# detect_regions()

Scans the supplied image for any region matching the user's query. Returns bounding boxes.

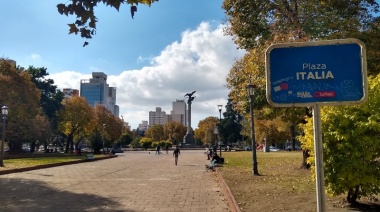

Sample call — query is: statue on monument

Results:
[184,91,196,103]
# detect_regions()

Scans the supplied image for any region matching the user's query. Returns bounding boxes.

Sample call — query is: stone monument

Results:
[183,91,196,145]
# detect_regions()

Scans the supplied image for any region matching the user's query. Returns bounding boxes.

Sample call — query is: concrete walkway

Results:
[0,150,230,212]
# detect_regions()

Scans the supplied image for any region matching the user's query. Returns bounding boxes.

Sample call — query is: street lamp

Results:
[246,83,259,176]
[102,124,106,155]
[217,105,223,157]
[0,105,9,167]
[120,115,124,134]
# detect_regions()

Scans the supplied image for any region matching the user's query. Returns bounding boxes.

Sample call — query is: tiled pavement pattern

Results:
[0,150,230,212]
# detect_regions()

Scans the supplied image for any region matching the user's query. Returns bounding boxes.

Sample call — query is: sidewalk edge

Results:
[216,168,241,212]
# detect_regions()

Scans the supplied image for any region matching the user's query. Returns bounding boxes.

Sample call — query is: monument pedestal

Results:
[183,131,195,145]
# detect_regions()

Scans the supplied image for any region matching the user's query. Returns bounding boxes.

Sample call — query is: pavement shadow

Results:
[0,178,136,212]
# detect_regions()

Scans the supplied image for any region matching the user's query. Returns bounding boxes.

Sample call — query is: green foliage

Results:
[22,66,64,122]
[298,74,380,203]
[219,99,242,144]
[89,131,103,154]
[139,137,152,150]
[57,0,159,46]
[131,136,141,148]
[145,124,165,141]
[115,133,132,147]
[222,0,379,50]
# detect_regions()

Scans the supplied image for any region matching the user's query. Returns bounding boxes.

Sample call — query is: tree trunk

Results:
[290,124,296,151]
[65,134,73,153]
[347,185,360,204]
[300,149,311,169]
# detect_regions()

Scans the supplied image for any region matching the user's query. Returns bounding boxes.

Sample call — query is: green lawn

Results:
[219,151,320,211]
[0,154,105,171]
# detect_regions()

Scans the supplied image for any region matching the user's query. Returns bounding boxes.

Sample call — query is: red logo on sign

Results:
[314,91,336,98]
[280,83,288,90]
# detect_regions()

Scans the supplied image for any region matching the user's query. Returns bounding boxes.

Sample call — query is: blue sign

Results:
[266,39,367,107]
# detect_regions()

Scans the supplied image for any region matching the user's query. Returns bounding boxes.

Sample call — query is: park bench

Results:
[86,154,94,160]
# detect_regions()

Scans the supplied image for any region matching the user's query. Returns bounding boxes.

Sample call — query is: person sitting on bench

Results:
[206,153,220,171]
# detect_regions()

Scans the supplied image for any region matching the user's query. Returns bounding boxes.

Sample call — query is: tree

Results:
[57,0,159,46]
[21,66,64,150]
[222,0,379,50]
[255,117,291,146]
[94,105,123,146]
[0,60,41,153]
[298,74,380,204]
[223,0,379,169]
[218,99,242,145]
[22,66,64,122]
[194,116,219,146]
[163,121,187,145]
[115,133,133,147]
[139,137,152,150]
[145,124,165,141]
[57,96,94,153]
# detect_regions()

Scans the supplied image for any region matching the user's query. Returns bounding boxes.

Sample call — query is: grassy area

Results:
[0,154,106,171]
[219,151,374,212]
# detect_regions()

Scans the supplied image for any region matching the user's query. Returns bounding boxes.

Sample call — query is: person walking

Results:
[173,146,180,165]
[155,145,161,155]
[77,141,83,156]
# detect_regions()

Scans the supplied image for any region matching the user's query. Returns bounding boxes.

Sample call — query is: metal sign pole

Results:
[313,103,325,212]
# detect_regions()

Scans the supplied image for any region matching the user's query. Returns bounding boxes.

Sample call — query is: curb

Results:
[0,155,117,175]
[216,168,241,212]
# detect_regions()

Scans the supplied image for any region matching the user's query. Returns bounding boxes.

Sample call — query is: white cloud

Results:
[30,53,41,60]
[50,22,246,129]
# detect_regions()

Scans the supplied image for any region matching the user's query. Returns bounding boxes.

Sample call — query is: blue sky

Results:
[0,0,245,129]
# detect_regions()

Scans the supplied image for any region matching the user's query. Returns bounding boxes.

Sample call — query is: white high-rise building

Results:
[149,107,167,127]
[170,99,187,126]
[138,121,148,131]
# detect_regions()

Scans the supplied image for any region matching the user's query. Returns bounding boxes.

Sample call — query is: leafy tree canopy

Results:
[20,66,64,123]
[145,124,165,141]
[163,121,187,145]
[57,0,159,46]
[222,0,379,50]
[219,99,242,144]
[298,73,380,203]
[194,116,219,146]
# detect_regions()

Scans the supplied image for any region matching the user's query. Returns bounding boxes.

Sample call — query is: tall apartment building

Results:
[170,99,187,126]
[149,107,168,127]
[138,121,148,131]
[80,72,119,116]
[147,100,187,128]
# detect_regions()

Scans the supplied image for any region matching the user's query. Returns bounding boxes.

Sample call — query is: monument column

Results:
[183,91,196,145]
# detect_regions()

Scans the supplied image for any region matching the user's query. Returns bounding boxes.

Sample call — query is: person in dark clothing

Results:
[155,145,161,155]
[173,146,180,165]
[77,141,83,156]
[211,152,220,164]
[165,145,169,154]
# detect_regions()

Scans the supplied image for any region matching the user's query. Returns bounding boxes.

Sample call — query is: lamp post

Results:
[246,83,259,176]
[102,124,106,155]
[217,105,223,157]
[0,105,9,167]
[121,115,124,134]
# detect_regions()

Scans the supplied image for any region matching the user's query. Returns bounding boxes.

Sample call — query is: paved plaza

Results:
[0,150,230,212]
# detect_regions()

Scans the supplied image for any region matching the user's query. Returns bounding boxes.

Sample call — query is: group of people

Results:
[155,145,170,155]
